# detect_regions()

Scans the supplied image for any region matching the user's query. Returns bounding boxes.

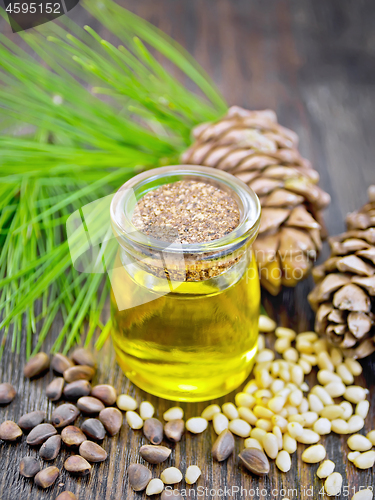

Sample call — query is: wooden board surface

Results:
[1,1,375,499]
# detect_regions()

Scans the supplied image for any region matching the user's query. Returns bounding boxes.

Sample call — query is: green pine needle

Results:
[0,0,227,358]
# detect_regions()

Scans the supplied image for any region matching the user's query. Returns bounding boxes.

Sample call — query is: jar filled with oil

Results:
[110,165,261,402]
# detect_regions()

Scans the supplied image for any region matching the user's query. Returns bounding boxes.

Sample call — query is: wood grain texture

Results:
[1,0,375,499]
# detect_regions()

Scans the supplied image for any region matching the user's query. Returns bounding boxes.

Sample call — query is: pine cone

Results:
[181,106,330,294]
[308,186,375,358]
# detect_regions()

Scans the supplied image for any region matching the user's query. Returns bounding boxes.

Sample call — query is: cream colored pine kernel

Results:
[256,349,275,363]
[347,434,372,452]
[255,389,273,401]
[279,368,291,382]
[276,387,291,398]
[253,405,274,420]
[299,359,312,374]
[296,429,320,444]
[298,331,318,342]
[311,386,334,406]
[284,404,299,417]
[228,419,251,438]
[314,338,328,354]
[317,370,342,385]
[186,417,208,434]
[317,460,335,479]
[275,450,291,472]
[161,467,183,485]
[260,370,273,389]
[288,389,303,407]
[262,433,278,459]
[353,451,375,469]
[351,489,374,500]
[250,428,267,441]
[287,422,303,439]
[243,380,258,394]
[308,394,324,413]
[283,433,297,454]
[201,404,221,421]
[288,414,305,425]
[355,400,370,419]
[348,451,361,462]
[258,315,276,333]
[301,444,326,463]
[117,394,138,411]
[222,403,239,420]
[271,362,280,378]
[185,465,201,485]
[235,393,256,409]
[270,379,285,395]
[336,364,354,385]
[298,398,309,414]
[279,408,288,418]
[366,430,375,446]
[344,357,362,376]
[283,347,299,363]
[313,418,331,435]
[275,327,296,340]
[238,407,257,426]
[301,382,309,392]
[348,415,365,433]
[244,437,263,451]
[139,401,155,420]
[301,353,317,365]
[212,413,229,435]
[275,338,291,354]
[330,348,343,367]
[273,425,283,450]
[291,365,304,386]
[126,411,143,430]
[344,386,367,404]
[301,411,319,427]
[296,340,315,354]
[258,334,266,351]
[255,419,272,432]
[324,381,346,398]
[340,401,353,420]
[331,419,349,434]
[317,351,334,372]
[146,478,164,496]
[163,407,184,421]
[254,362,271,375]
[272,415,288,432]
[324,472,343,496]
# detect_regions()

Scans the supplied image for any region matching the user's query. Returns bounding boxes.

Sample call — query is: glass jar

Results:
[110,165,261,402]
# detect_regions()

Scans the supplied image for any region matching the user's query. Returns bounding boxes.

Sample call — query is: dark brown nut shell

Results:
[51,353,73,375]
[139,445,171,464]
[99,407,123,436]
[63,365,95,383]
[64,455,92,476]
[61,426,87,447]
[161,491,184,500]
[19,457,41,478]
[0,383,16,405]
[46,377,65,401]
[18,411,45,431]
[238,448,270,476]
[24,352,50,378]
[63,380,91,400]
[34,466,59,488]
[164,419,185,442]
[56,493,77,500]
[91,384,117,406]
[0,421,23,441]
[51,404,80,428]
[81,418,106,441]
[71,348,96,368]
[212,429,235,462]
[27,423,57,446]
[143,418,164,445]
[39,435,62,461]
[79,440,107,463]
[77,396,105,414]
[128,463,152,492]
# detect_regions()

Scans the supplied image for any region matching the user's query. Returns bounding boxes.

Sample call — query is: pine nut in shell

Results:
[20,457,41,478]
[79,441,108,462]
[0,383,16,405]
[347,434,372,452]
[126,411,143,430]
[275,450,291,472]
[61,426,87,447]
[161,467,183,485]
[63,365,95,383]
[39,435,62,461]
[71,347,96,367]
[46,377,65,401]
[143,418,163,445]
[117,394,138,411]
[212,429,235,462]
[213,413,229,435]
[146,478,164,496]
[18,410,45,431]
[128,463,152,492]
[77,396,105,414]
[51,353,73,374]
[140,401,155,420]
[51,404,80,428]
[302,444,326,463]
[324,472,343,496]
[24,352,50,378]
[63,380,91,400]
[186,417,208,434]
[317,460,335,478]
[228,419,251,438]
[81,418,106,441]
[56,493,77,500]
[238,448,270,476]
[99,407,122,436]
[27,423,57,445]
[34,466,59,488]
[185,465,201,485]
[164,419,185,442]
[140,445,171,464]
[163,407,183,421]
[91,384,117,406]
[64,455,91,476]
[353,451,375,469]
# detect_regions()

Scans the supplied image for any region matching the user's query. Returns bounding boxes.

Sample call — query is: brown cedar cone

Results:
[181,106,331,295]
[308,186,375,358]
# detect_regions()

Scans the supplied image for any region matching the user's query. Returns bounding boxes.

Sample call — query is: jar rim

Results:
[110,165,261,254]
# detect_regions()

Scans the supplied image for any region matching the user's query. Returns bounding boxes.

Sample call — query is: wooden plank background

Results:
[1,0,375,499]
